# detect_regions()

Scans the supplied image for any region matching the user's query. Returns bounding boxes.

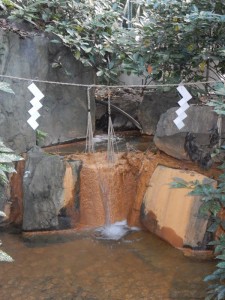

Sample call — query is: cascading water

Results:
[95,165,140,240]
[93,92,140,240]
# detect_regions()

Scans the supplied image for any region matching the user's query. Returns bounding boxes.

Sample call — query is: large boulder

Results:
[0,26,95,153]
[141,165,215,249]
[154,105,222,160]
[22,146,82,231]
[138,91,198,135]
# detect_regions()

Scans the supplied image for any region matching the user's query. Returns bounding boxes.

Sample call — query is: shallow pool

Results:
[0,230,215,300]
[44,131,154,155]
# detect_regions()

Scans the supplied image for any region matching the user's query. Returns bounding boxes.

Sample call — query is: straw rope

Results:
[0,74,222,89]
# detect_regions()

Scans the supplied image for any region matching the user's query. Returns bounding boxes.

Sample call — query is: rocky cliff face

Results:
[0,26,95,153]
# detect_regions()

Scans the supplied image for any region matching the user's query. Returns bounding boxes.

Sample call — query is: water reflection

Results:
[0,230,215,300]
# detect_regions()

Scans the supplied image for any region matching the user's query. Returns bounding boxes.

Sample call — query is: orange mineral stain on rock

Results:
[66,150,221,229]
[76,153,137,227]
[9,144,222,243]
[160,227,184,248]
[141,165,216,248]
[9,159,25,225]
[62,161,80,227]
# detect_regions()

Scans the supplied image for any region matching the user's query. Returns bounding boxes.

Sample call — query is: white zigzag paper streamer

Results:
[173,85,192,130]
[27,83,44,130]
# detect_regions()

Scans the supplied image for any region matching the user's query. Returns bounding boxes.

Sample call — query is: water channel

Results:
[0,132,217,299]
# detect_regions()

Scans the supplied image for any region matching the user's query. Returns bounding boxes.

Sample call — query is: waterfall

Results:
[96,165,139,240]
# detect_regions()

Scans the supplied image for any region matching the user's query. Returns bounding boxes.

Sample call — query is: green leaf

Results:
[204,273,222,282]
[214,268,225,275]
[0,153,23,163]
[0,163,16,174]
[214,245,225,254]
[0,210,6,217]
[0,82,14,94]
[51,62,61,68]
[208,222,219,233]
[170,177,189,188]
[74,50,81,60]
[213,83,225,96]
[216,254,225,260]
[0,169,8,183]
[205,294,216,300]
[50,39,61,44]
[36,130,48,145]
[217,262,225,268]
[218,288,225,300]
[0,146,14,153]
[96,70,104,77]
[81,46,92,53]
[220,221,225,231]
[0,250,14,262]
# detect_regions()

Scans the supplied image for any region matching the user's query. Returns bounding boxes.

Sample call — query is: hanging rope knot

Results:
[87,85,94,111]
[106,87,117,164]
[85,85,95,154]
[107,88,111,116]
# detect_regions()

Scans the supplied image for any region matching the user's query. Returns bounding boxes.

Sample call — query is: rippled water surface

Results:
[0,230,215,300]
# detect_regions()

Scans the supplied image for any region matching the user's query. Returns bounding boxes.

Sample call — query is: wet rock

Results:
[0,26,95,153]
[95,88,142,131]
[96,111,116,132]
[141,165,216,249]
[154,105,223,160]
[9,160,25,226]
[79,153,137,227]
[138,91,198,135]
[184,132,213,170]
[22,146,82,231]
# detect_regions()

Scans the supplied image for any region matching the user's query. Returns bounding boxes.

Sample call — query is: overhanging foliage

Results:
[1,0,224,89]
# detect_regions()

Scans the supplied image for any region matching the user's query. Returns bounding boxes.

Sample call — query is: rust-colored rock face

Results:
[78,153,137,227]
[65,150,220,230]
[62,161,81,228]
[9,144,221,238]
[9,160,25,225]
[141,165,216,248]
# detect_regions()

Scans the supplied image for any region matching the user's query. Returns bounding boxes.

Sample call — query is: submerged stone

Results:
[141,165,216,249]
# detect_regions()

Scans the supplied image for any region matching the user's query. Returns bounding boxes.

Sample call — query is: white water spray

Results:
[96,220,139,240]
